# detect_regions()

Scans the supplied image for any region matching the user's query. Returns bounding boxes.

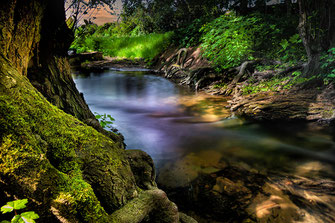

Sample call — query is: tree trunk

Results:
[0,0,178,222]
[239,0,249,15]
[285,0,292,15]
[26,0,96,123]
[298,0,335,76]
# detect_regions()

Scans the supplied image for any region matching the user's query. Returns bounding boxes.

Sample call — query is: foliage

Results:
[71,28,173,60]
[242,71,315,95]
[173,18,209,47]
[277,34,306,64]
[120,0,225,34]
[199,12,305,72]
[94,112,115,131]
[200,12,257,71]
[320,48,335,84]
[1,199,39,223]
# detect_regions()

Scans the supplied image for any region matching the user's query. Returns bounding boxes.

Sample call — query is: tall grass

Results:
[73,32,173,60]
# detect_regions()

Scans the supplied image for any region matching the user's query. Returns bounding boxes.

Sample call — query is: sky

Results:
[66,0,123,25]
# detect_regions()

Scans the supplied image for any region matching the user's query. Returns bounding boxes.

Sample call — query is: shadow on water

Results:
[73,69,335,222]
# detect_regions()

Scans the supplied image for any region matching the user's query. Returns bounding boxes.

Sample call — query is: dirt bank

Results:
[152,47,335,126]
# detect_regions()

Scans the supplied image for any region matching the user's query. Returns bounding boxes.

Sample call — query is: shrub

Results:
[173,18,209,47]
[200,12,256,71]
[199,12,305,72]
[320,48,335,84]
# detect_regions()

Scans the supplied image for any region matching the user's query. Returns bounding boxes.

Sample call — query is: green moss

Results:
[322,109,335,118]
[242,72,315,95]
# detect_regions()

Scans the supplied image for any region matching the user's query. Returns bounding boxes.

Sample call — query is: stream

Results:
[73,68,335,222]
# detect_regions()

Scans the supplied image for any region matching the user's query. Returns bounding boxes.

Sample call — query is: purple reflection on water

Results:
[73,69,335,175]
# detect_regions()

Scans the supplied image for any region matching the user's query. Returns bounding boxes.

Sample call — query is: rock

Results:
[159,162,265,223]
[212,177,251,196]
[229,87,335,125]
[126,150,157,190]
[158,151,225,189]
[246,183,302,223]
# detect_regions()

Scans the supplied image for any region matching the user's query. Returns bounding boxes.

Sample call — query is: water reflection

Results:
[73,69,335,179]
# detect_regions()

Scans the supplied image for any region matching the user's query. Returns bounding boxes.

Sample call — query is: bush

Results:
[173,18,209,47]
[200,12,256,71]
[199,12,305,72]
[320,48,335,84]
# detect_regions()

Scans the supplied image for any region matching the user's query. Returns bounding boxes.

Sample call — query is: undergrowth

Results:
[71,30,173,60]
[200,12,306,72]
[242,71,316,95]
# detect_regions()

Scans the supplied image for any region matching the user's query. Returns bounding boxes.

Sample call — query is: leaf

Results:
[10,215,21,223]
[21,211,39,222]
[21,212,39,220]
[1,205,14,214]
[107,115,115,121]
[0,221,11,223]
[12,199,28,210]
[280,39,289,50]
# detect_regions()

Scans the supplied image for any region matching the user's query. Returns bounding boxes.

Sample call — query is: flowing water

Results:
[73,68,335,179]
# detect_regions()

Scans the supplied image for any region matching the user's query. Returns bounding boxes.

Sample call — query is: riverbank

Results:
[72,49,335,127]
[152,47,335,127]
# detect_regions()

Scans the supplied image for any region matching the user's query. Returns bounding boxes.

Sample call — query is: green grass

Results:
[73,32,173,60]
[242,71,316,95]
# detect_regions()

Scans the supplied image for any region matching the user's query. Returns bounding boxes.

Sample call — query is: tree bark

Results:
[26,0,96,123]
[298,0,335,76]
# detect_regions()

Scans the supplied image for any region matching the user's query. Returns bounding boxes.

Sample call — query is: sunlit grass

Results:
[75,32,173,60]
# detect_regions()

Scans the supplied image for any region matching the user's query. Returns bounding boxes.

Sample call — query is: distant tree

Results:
[297,0,335,76]
[65,0,116,30]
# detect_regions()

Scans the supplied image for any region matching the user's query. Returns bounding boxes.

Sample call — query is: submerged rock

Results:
[158,150,335,223]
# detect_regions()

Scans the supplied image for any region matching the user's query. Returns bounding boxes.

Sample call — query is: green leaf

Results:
[1,205,14,214]
[10,215,21,223]
[0,220,11,223]
[21,212,39,220]
[21,211,39,222]
[107,115,115,121]
[12,199,28,210]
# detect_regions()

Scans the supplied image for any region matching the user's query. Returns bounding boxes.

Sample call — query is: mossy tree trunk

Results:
[0,0,178,222]
[26,0,97,123]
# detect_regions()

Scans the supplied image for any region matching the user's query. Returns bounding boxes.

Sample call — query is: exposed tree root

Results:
[110,189,179,223]
[222,61,256,95]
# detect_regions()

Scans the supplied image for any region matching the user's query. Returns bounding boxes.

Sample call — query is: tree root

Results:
[222,61,255,95]
[110,189,179,223]
[277,64,303,77]
[161,48,190,78]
